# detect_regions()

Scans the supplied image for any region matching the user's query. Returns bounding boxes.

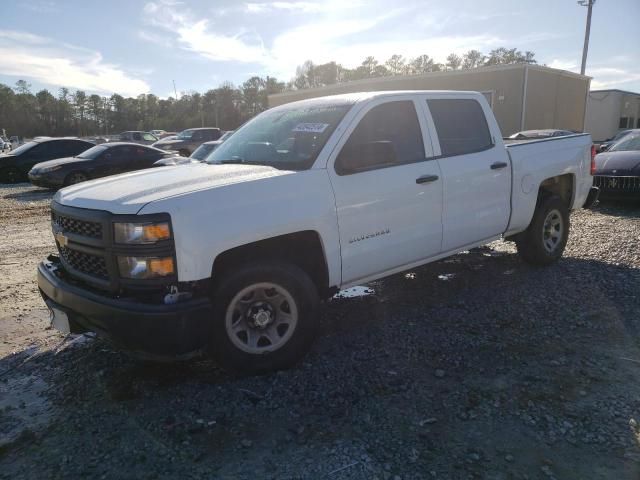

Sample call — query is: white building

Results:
[584,89,640,142]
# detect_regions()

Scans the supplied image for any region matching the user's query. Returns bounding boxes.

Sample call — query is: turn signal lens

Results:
[590,144,596,175]
[117,256,175,279]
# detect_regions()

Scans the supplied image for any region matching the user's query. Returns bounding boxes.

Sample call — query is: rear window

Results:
[427,99,493,157]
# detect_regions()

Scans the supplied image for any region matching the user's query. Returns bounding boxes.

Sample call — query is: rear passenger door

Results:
[328,97,443,285]
[424,96,511,251]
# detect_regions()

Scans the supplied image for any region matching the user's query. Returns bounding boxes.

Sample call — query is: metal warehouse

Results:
[268,64,591,137]
[584,89,640,142]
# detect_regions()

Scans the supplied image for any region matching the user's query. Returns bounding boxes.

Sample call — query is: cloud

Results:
[0,30,150,96]
[18,0,56,13]
[589,67,640,90]
[245,1,363,14]
[145,1,484,80]
[547,57,640,90]
[143,1,267,63]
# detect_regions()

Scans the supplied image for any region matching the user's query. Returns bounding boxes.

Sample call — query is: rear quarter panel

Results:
[505,134,593,235]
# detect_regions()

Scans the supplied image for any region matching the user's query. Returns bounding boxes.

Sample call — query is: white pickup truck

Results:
[38,91,598,372]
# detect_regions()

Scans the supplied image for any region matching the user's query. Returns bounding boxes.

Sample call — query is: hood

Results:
[31,157,80,171]
[594,151,640,175]
[54,163,292,214]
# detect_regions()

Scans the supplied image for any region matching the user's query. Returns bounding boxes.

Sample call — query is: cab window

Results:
[335,101,425,175]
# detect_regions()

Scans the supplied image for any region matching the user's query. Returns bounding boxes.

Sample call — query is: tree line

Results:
[290,47,536,89]
[0,77,286,139]
[0,47,535,138]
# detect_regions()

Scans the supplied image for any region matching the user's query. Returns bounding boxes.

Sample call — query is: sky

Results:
[1,0,638,98]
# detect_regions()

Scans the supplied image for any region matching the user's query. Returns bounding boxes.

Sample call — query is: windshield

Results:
[191,143,217,161]
[8,141,37,155]
[207,103,352,170]
[610,135,640,152]
[177,130,194,140]
[77,145,108,159]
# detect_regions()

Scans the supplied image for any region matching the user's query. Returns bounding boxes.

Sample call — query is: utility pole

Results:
[578,0,595,75]
[172,80,178,100]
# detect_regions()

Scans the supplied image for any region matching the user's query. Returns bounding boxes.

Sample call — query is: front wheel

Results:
[516,195,569,265]
[210,262,319,373]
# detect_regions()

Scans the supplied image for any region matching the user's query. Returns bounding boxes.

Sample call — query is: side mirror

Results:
[337,141,397,174]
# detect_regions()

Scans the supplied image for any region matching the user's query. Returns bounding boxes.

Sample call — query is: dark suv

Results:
[152,127,221,156]
[0,137,94,183]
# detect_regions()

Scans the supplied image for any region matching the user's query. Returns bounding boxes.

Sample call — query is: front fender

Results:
[139,169,342,287]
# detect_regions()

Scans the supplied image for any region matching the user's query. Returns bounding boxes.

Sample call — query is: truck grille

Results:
[593,175,640,191]
[59,246,108,280]
[51,202,175,292]
[52,213,103,239]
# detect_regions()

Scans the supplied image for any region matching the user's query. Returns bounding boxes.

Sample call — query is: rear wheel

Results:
[64,171,88,186]
[516,195,569,265]
[210,262,319,373]
[0,167,23,183]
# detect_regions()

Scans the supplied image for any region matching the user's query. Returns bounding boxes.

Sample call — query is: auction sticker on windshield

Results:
[292,123,329,133]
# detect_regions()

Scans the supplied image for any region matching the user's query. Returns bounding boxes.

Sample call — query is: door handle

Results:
[491,161,508,170]
[416,174,439,184]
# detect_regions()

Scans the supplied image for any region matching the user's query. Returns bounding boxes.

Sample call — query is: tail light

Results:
[590,144,596,175]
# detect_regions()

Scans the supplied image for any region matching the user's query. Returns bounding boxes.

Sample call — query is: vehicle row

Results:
[0,128,233,186]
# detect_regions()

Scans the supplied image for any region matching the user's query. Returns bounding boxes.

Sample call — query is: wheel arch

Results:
[211,230,334,298]
[537,173,575,208]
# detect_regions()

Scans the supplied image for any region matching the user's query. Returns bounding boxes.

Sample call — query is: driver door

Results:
[328,97,443,285]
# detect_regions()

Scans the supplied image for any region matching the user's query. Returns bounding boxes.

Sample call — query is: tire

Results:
[0,167,23,183]
[210,262,319,373]
[64,171,89,186]
[516,195,569,266]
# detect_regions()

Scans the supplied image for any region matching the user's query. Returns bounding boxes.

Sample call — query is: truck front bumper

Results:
[38,258,213,359]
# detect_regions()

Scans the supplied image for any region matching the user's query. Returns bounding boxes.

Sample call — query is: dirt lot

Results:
[1,183,640,480]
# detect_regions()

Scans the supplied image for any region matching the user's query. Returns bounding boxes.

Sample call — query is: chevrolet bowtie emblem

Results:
[55,231,69,247]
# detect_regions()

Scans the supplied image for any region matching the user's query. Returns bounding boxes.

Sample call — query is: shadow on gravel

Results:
[591,200,640,218]
[1,185,54,203]
[2,248,640,479]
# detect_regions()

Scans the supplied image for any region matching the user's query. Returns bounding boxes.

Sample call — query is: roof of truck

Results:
[273,90,483,109]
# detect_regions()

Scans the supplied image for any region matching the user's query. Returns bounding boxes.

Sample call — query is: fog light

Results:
[117,256,175,279]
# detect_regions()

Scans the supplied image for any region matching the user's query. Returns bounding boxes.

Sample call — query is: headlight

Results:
[117,256,175,279]
[114,221,171,244]
[35,165,62,174]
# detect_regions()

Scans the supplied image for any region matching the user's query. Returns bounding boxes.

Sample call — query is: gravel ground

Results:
[1,183,640,479]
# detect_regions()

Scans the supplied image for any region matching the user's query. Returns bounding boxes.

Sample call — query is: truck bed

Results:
[503,133,593,236]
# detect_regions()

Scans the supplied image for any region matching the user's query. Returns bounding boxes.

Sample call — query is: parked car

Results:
[9,136,23,146]
[38,91,596,373]
[152,127,221,156]
[596,129,640,153]
[0,138,10,152]
[508,129,575,140]
[0,137,94,183]
[592,133,640,200]
[154,131,236,167]
[150,130,166,138]
[28,142,179,189]
[118,131,159,145]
